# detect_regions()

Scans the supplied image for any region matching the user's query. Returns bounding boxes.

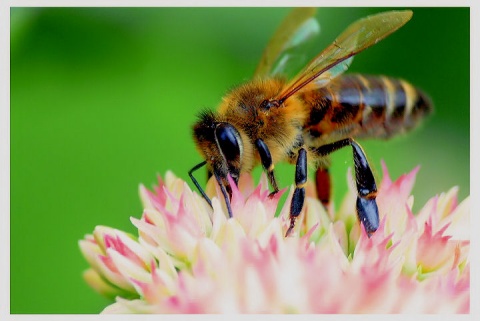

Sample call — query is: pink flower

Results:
[79,162,469,313]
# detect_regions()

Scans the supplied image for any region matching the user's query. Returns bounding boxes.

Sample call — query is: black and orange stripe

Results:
[302,74,432,144]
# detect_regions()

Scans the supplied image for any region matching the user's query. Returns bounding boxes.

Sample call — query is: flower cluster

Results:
[79,162,469,313]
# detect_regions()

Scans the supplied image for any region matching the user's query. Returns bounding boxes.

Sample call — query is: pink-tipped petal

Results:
[81,163,469,314]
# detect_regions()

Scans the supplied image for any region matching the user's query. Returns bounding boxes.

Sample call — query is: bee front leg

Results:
[213,171,234,219]
[286,147,307,237]
[189,160,213,208]
[255,139,279,196]
[315,138,379,236]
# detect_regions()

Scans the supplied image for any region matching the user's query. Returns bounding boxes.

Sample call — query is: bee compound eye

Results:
[214,123,241,162]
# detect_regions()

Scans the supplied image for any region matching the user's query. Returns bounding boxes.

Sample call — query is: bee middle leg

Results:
[314,138,379,237]
[255,139,280,196]
[256,139,308,237]
[285,147,307,237]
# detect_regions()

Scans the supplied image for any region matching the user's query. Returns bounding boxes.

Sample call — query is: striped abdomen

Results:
[302,74,432,145]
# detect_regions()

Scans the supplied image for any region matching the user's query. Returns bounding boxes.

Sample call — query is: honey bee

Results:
[189,8,432,237]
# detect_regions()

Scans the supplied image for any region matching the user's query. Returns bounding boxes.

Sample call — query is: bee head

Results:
[192,110,243,185]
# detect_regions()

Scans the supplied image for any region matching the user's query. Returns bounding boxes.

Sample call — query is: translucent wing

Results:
[276,10,413,103]
[254,7,320,78]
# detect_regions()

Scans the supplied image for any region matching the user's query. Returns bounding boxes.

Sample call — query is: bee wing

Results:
[254,7,320,78]
[276,10,413,103]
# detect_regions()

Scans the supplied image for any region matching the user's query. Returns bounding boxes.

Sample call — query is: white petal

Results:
[108,248,151,283]
[138,184,154,210]
[138,237,177,278]
[444,196,470,240]
[82,268,123,299]
[78,238,103,271]
[209,198,228,240]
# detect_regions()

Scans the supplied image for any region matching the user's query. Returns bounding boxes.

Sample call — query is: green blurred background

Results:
[10,7,469,313]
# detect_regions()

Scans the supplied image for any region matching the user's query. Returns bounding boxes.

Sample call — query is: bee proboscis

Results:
[189,8,432,237]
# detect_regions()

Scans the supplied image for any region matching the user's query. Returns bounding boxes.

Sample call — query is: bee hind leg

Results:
[314,138,379,237]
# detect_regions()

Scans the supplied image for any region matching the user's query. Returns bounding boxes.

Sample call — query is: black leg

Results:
[315,138,379,236]
[213,172,234,218]
[286,148,307,237]
[189,161,213,208]
[255,139,280,196]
